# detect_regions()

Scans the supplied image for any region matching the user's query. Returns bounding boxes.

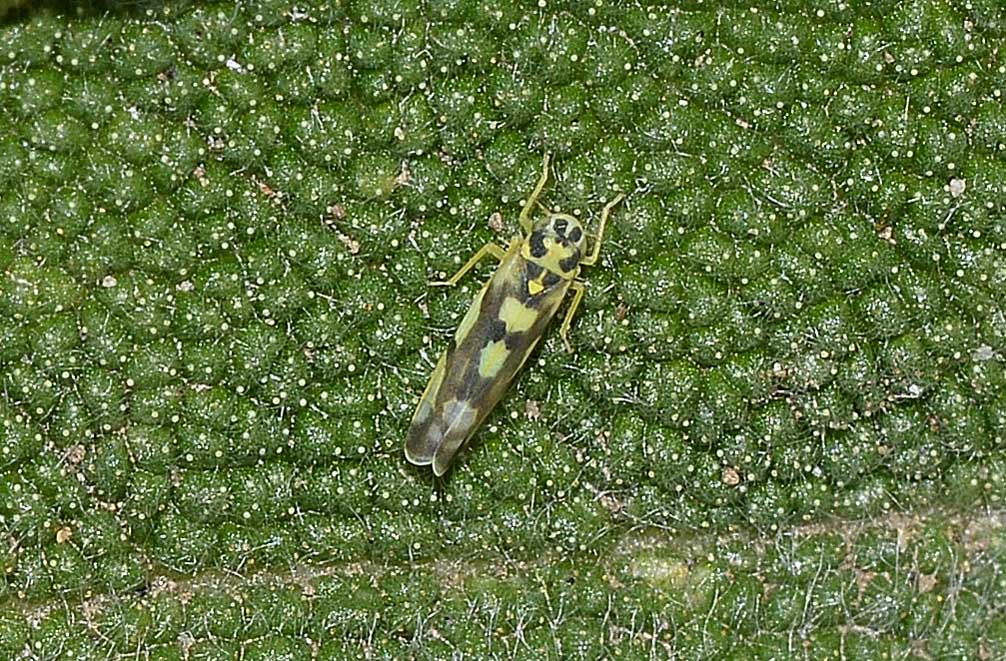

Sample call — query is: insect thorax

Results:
[520,213,584,289]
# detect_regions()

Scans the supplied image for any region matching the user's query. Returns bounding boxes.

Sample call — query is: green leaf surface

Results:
[2,0,1006,657]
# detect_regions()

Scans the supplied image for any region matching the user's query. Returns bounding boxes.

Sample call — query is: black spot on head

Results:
[559,252,579,273]
[569,226,582,243]
[529,231,547,258]
[543,272,560,288]
[489,319,507,342]
[553,218,568,236]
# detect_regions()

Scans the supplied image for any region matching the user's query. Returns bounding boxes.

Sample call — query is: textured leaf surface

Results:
[1,0,1006,657]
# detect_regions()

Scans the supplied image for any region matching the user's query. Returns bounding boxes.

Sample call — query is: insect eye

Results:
[553,218,568,235]
[568,226,582,243]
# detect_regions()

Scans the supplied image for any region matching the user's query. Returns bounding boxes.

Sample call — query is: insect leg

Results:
[534,200,552,215]
[519,153,552,233]
[432,242,507,286]
[580,193,625,267]
[558,281,586,353]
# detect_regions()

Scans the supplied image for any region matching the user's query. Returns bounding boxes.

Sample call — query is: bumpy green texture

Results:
[1,0,1006,657]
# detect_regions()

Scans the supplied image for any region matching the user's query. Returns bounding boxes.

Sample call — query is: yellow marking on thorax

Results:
[499,296,538,333]
[478,339,510,378]
[521,241,578,278]
[528,279,544,296]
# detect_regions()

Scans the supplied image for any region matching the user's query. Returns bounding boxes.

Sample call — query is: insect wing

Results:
[406,247,568,475]
[404,255,506,472]
[402,349,449,467]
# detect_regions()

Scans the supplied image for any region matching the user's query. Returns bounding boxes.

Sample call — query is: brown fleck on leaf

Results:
[396,162,412,187]
[927,415,942,433]
[257,179,277,198]
[525,399,541,421]
[599,492,624,514]
[488,211,504,233]
[854,567,877,595]
[916,572,937,594]
[66,444,86,464]
[322,206,360,254]
[338,233,361,255]
[721,467,740,486]
[56,526,72,544]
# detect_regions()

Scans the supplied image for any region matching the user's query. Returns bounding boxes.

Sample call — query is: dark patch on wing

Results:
[489,319,507,342]
[543,272,560,288]
[526,261,543,279]
[498,283,567,375]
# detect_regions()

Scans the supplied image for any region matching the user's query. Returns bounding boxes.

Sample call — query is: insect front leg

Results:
[580,192,625,267]
[431,242,507,286]
[518,153,552,234]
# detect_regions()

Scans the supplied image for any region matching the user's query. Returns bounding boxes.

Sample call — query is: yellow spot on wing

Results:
[500,296,538,333]
[478,339,510,378]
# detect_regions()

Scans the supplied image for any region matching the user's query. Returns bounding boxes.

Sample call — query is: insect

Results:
[404,153,625,476]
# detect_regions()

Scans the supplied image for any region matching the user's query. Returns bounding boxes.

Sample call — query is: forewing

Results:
[405,245,569,475]
[404,264,496,469]
[403,349,449,467]
[431,282,567,476]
